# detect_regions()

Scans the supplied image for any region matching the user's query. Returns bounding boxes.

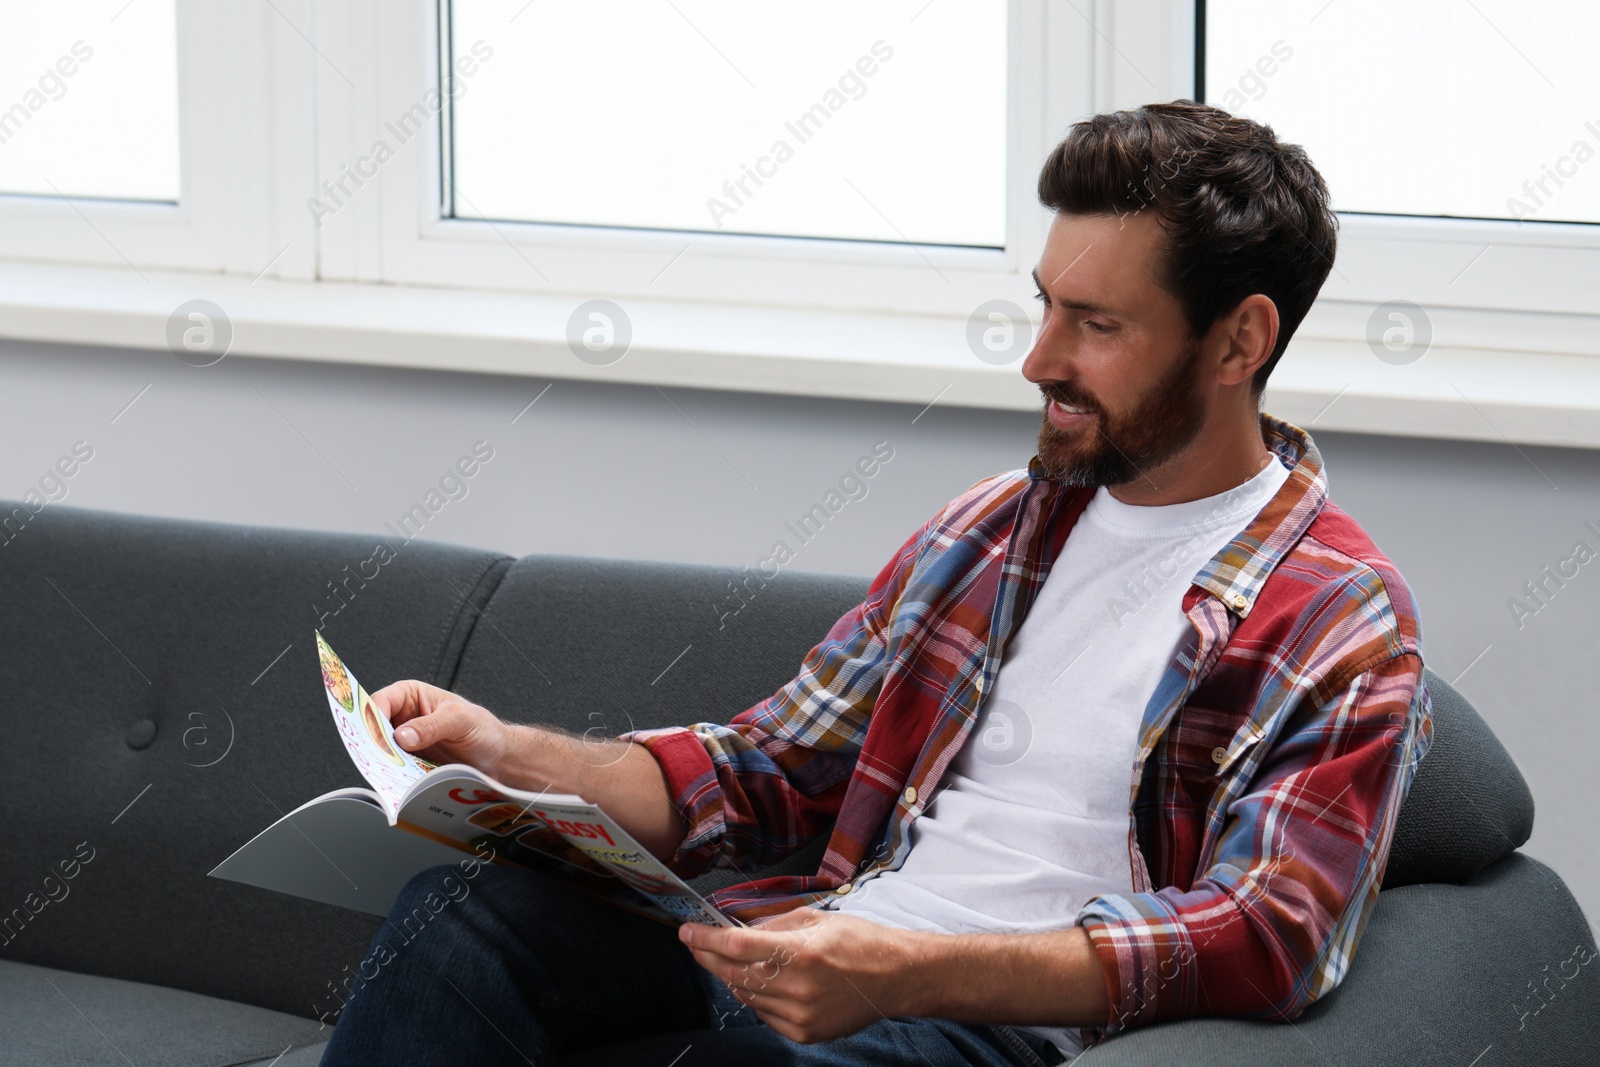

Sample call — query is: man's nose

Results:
[1020,317,1075,387]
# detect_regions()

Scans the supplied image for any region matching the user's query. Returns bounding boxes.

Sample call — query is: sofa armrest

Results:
[1074,853,1599,1066]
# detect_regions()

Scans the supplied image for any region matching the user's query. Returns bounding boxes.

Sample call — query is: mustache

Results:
[1041,383,1099,413]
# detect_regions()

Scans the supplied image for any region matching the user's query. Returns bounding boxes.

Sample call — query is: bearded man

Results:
[322,101,1431,1067]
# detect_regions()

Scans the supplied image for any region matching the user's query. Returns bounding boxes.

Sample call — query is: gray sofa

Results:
[1,501,1594,1066]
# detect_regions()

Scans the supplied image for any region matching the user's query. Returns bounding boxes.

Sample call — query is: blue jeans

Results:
[319,863,1067,1066]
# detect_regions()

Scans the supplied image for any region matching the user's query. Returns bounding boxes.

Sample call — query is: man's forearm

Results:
[494,723,687,862]
[683,910,1114,1044]
[900,925,1111,1029]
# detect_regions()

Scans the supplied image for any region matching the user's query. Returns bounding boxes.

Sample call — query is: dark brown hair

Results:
[1037,101,1337,393]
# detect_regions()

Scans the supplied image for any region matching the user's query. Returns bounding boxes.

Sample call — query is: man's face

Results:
[1020,211,1210,488]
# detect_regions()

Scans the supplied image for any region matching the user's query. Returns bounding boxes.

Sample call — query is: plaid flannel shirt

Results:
[623,412,1433,1050]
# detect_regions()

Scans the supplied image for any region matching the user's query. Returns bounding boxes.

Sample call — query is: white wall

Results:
[5,337,1596,937]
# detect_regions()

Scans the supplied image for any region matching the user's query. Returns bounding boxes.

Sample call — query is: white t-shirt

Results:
[822,456,1292,1059]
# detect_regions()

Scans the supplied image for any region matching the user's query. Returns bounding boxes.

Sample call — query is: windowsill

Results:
[2,259,1598,450]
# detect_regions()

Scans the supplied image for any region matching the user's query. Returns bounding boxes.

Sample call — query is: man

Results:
[321,101,1432,1066]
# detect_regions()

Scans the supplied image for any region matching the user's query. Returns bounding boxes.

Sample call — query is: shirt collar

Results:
[1190,413,1326,618]
[1026,412,1327,619]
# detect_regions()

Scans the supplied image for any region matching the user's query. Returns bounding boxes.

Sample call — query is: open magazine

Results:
[209,632,736,927]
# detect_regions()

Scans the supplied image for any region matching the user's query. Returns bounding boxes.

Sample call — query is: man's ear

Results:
[1214,294,1280,388]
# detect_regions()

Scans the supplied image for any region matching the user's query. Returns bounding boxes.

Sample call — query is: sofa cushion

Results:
[0,502,510,1019]
[449,558,1535,891]
[449,554,873,741]
[448,555,875,893]
[0,960,326,1067]
[1072,853,1599,1065]
[238,1043,328,1067]
[1380,669,1535,888]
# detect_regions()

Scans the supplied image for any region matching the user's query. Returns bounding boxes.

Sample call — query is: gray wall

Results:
[5,337,1596,938]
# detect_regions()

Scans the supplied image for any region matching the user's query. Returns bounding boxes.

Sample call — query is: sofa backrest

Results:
[447,554,871,741]
[0,501,510,1019]
[0,504,1536,1021]
[451,556,1536,892]
[1382,669,1535,888]
[446,555,874,893]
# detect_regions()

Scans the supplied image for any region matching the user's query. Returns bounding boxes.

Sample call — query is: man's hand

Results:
[368,680,688,861]
[370,679,510,777]
[682,906,1113,1045]
[679,908,925,1044]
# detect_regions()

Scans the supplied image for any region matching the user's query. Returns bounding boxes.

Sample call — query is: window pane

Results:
[0,0,180,202]
[447,0,1008,247]
[1202,0,1600,226]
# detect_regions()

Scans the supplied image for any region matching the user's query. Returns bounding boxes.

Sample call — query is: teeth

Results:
[1054,401,1088,414]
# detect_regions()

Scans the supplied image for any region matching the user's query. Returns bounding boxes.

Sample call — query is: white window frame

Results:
[0,0,1597,449]
[1177,0,1600,445]
[318,0,1056,320]
[0,0,318,281]
[1184,1,1600,329]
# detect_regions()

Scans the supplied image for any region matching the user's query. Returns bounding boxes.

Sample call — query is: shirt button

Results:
[1230,593,1249,611]
[1211,746,1228,764]
[835,882,853,895]
[903,786,918,805]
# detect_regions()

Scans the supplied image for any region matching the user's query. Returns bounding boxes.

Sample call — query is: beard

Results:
[1033,337,1208,488]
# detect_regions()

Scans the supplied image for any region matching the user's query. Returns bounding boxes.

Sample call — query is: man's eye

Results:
[1032,290,1048,304]
[1084,320,1113,334]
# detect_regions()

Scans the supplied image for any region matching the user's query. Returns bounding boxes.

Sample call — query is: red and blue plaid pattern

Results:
[624,412,1432,1049]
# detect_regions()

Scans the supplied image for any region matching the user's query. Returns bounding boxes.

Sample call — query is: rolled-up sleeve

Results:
[621,511,937,878]
[1076,652,1434,1036]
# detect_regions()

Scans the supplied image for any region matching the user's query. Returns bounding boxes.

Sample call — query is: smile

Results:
[1047,398,1095,428]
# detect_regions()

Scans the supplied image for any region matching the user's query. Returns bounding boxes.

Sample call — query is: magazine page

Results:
[316,631,434,818]
[393,770,583,854]
[315,637,734,926]
[394,774,735,927]
[208,791,470,917]
[521,798,737,927]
